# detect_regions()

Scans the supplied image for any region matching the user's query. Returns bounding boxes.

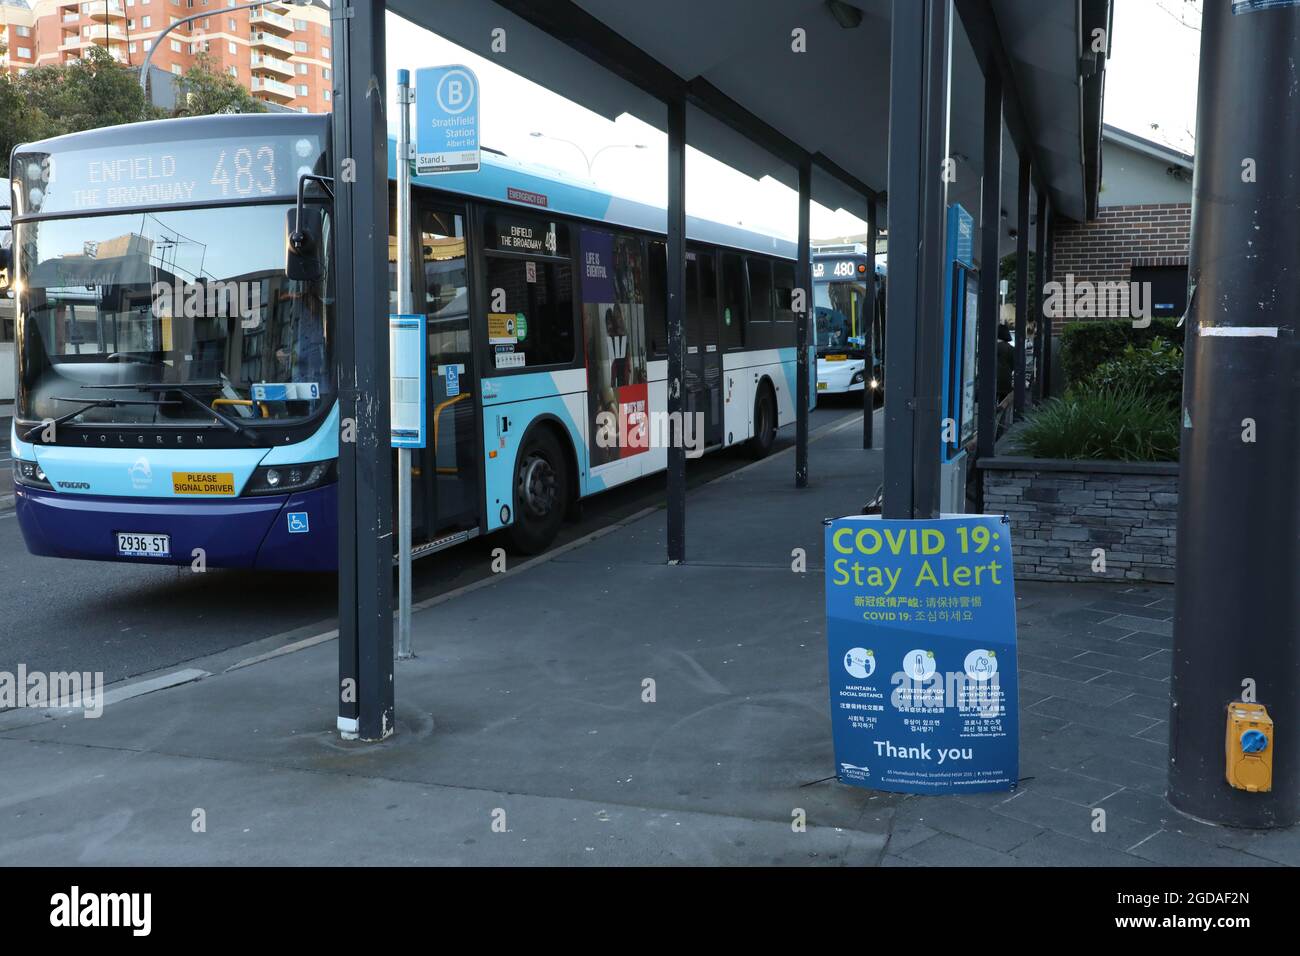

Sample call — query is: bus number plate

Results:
[117,533,171,558]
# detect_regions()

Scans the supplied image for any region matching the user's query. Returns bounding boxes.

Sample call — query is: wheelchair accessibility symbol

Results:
[287,512,310,534]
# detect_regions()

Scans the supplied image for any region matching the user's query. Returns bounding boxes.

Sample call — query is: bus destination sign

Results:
[15,134,324,216]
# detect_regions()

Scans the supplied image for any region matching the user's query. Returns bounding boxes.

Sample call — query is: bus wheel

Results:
[746,384,777,459]
[508,428,569,554]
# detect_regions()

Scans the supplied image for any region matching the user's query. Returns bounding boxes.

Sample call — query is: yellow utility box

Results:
[1225,702,1273,793]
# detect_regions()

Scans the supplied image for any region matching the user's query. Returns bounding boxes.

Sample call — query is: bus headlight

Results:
[243,459,336,496]
[14,459,53,490]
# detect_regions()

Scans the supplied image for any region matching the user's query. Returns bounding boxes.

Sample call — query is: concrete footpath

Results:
[1,412,1295,866]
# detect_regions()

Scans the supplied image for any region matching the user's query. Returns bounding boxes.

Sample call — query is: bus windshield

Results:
[16,203,332,428]
[814,280,867,355]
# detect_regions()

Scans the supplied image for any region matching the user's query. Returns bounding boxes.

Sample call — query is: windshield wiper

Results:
[21,396,179,441]
[82,381,258,442]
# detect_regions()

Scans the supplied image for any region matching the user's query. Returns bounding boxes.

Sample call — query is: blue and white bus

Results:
[7,112,813,569]
[813,248,885,397]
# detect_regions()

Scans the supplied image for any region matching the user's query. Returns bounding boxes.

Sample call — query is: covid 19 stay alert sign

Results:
[824,514,1020,794]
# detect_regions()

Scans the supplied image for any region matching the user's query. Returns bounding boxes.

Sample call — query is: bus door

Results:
[414,202,480,540]
[685,247,724,448]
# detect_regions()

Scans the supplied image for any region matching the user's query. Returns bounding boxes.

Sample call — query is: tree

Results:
[1,47,150,176]
[172,54,266,117]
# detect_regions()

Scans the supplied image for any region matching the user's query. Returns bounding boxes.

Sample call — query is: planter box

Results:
[977,456,1178,584]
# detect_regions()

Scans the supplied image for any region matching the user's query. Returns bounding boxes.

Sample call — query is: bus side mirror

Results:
[286,206,324,282]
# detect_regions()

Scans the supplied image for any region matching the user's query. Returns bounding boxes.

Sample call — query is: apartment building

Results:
[0,0,334,113]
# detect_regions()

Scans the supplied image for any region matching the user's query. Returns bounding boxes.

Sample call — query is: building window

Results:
[322,67,330,79]
[321,47,329,59]
[228,41,236,54]
[17,47,32,58]
[297,84,307,95]
[142,15,151,27]
[293,18,306,29]
[323,89,330,101]
[16,25,31,37]
[294,40,306,52]
[229,66,237,77]
[170,39,181,52]
[228,18,235,30]
[129,42,138,53]
[297,62,307,74]
[171,63,181,74]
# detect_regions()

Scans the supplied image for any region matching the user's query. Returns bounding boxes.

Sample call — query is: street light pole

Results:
[528,132,646,177]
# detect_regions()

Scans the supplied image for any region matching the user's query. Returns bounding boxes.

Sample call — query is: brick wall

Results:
[982,460,1178,584]
[1049,203,1191,334]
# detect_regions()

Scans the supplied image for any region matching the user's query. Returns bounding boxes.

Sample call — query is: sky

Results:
[384,1,1203,241]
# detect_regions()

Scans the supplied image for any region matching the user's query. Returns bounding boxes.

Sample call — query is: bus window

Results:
[773,260,796,323]
[483,254,575,370]
[720,252,746,349]
[685,252,701,348]
[699,251,719,351]
[747,258,773,349]
[645,240,667,356]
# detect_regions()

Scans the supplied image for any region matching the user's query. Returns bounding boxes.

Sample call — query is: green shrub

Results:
[1013,386,1180,462]
[1082,339,1184,410]
[1058,317,1184,387]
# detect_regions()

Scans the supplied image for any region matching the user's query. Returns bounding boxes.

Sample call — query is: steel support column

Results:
[1013,157,1030,420]
[883,0,950,519]
[1169,0,1300,828]
[976,67,1002,488]
[332,0,393,741]
[795,155,811,489]
[1041,213,1055,397]
[863,196,878,450]
[1032,195,1047,402]
[665,98,687,563]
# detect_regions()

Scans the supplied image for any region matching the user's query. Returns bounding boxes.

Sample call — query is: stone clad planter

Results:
[978,456,1178,583]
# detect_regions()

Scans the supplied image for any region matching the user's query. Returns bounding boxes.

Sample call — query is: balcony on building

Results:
[250,52,295,80]
[89,1,127,22]
[87,24,128,45]
[251,75,295,103]
[250,30,295,57]
[249,7,294,36]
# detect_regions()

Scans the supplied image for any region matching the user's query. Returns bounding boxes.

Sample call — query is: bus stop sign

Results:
[415,65,480,175]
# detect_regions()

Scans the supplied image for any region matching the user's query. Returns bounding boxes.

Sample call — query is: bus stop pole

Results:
[395,70,414,660]
[883,0,949,519]
[1013,156,1029,420]
[1169,0,1300,828]
[665,97,687,564]
[795,155,811,489]
[976,67,1002,508]
[863,196,877,450]
[332,0,394,740]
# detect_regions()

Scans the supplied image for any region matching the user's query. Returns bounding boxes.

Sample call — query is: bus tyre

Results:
[746,385,777,459]
[508,428,569,555]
